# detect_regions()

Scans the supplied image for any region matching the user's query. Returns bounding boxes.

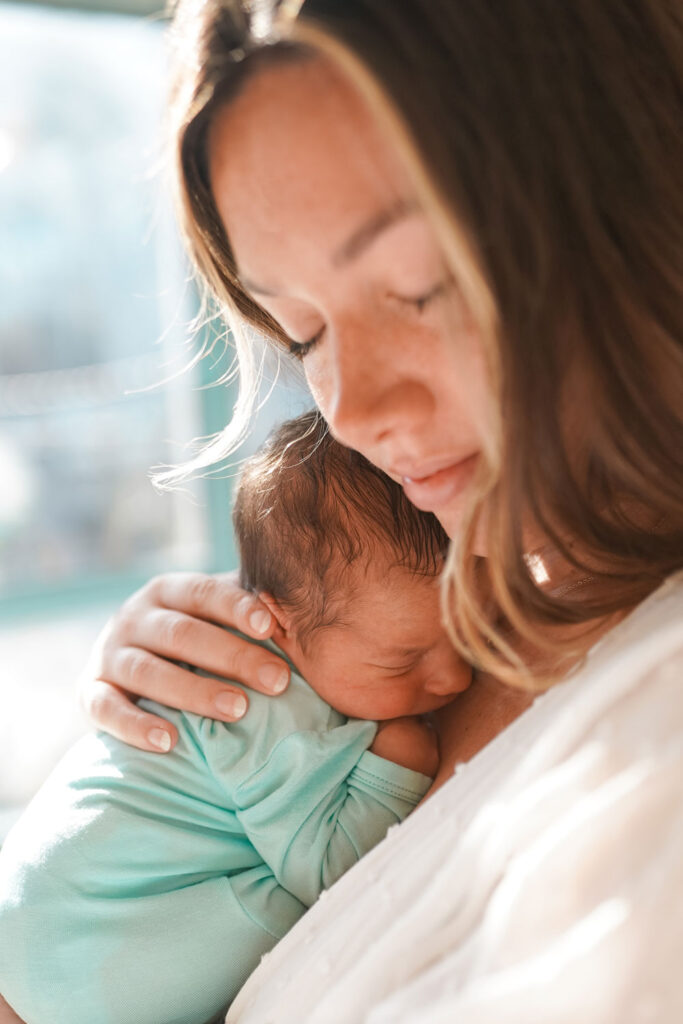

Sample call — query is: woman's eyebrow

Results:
[239,197,419,297]
[239,276,277,298]
[331,197,419,268]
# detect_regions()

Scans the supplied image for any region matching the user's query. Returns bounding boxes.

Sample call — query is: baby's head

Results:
[234,412,471,720]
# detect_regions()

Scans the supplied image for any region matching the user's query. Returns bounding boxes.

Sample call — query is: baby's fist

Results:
[370,716,440,777]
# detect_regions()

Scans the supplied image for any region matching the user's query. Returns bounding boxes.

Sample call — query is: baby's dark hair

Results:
[233,411,448,646]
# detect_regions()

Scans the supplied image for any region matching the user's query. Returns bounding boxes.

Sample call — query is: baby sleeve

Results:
[0,726,304,1024]
[231,723,432,908]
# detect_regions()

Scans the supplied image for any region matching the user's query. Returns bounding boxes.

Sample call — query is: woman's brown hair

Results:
[164,0,683,685]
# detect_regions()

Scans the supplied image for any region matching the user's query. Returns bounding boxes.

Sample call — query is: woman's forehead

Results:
[207,55,412,283]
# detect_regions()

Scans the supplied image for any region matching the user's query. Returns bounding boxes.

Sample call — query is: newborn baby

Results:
[0,412,470,1024]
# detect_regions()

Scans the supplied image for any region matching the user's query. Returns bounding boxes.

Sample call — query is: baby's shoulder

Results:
[191,670,344,764]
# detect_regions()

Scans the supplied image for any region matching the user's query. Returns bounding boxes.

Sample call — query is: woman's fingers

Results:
[83,645,268,753]
[106,645,266,721]
[143,571,277,639]
[83,679,181,753]
[101,608,290,698]
[79,571,292,749]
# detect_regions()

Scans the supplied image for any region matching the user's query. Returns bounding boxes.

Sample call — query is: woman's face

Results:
[209,57,494,542]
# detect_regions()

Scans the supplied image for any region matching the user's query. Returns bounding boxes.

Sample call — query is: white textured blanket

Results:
[227,572,683,1024]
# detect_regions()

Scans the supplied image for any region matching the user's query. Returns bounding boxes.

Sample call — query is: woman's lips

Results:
[400,455,479,512]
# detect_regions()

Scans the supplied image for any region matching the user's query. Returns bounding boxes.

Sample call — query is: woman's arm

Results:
[79,571,291,752]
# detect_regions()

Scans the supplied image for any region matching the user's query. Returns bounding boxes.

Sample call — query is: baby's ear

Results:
[258,592,294,636]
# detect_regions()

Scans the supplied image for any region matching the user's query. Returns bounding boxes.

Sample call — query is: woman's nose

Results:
[328,377,431,453]
[322,320,432,453]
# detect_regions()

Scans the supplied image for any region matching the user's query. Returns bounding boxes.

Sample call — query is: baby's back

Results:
[0,658,428,1024]
[0,689,317,1024]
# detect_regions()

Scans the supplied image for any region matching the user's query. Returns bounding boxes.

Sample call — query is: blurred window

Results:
[0,0,312,624]
[0,1,213,617]
[0,0,313,834]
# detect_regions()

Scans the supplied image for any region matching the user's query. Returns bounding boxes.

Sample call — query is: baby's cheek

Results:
[370,687,415,721]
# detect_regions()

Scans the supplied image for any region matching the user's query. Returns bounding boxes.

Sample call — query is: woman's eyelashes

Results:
[391,277,452,313]
[286,277,453,359]
[287,328,324,360]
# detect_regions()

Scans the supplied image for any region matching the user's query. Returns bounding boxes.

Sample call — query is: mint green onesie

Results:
[0,647,431,1024]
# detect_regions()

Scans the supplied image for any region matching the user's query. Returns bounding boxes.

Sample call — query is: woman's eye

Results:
[287,327,324,360]
[286,278,451,359]
[395,278,452,312]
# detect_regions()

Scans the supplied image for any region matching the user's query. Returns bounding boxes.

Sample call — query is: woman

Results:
[64,0,683,1018]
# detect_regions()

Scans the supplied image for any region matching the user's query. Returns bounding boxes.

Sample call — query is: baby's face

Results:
[287,563,472,720]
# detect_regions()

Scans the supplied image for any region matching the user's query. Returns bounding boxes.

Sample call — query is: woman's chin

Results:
[400,454,489,555]
[437,499,489,556]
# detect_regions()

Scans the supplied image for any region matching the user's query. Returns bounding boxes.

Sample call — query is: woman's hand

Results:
[79,571,290,754]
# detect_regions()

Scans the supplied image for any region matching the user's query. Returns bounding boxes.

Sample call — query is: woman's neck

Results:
[425,519,671,798]
[426,596,633,797]
[426,672,534,796]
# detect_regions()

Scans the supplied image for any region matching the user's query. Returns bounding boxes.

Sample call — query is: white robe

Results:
[227,571,683,1024]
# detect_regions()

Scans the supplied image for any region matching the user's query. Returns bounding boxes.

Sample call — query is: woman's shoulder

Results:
[582,567,683,676]
[548,567,683,787]
[492,569,683,796]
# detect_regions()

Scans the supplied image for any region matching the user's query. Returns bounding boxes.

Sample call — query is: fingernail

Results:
[215,691,248,719]
[258,663,289,694]
[148,728,172,752]
[249,609,272,635]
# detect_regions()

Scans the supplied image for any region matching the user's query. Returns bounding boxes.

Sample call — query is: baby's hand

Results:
[370,716,440,778]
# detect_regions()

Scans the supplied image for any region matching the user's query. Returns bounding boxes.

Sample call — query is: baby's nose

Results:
[425,674,460,696]
[425,660,472,697]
